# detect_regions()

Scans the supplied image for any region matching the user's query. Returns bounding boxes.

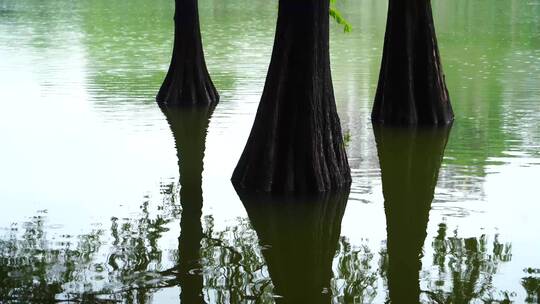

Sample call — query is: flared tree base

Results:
[156,64,219,107]
[156,0,218,107]
[231,0,351,194]
[372,0,454,126]
[230,93,352,194]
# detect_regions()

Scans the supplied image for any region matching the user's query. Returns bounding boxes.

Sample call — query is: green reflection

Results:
[0,212,104,302]
[427,224,513,303]
[522,268,540,303]
[78,0,275,103]
[374,125,515,303]
[374,125,452,303]
[332,236,379,303]
[106,197,179,302]
[158,105,215,303]
[434,0,540,173]
[80,0,172,102]
[236,189,350,303]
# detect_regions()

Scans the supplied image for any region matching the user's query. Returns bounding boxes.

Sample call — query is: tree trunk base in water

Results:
[157,63,219,106]
[372,0,454,126]
[231,1,351,193]
[157,0,218,106]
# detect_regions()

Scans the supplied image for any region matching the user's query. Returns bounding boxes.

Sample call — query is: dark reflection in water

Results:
[426,223,513,303]
[159,105,215,303]
[374,125,515,303]
[236,189,350,303]
[0,106,215,303]
[374,125,451,304]
[522,268,540,303]
[0,212,104,302]
[0,118,518,303]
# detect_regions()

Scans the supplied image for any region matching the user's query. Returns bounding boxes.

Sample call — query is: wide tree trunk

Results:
[237,188,350,303]
[161,105,215,303]
[372,0,454,126]
[374,125,451,303]
[231,0,351,193]
[157,0,218,106]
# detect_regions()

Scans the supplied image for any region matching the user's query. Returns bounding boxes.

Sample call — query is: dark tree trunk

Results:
[374,125,451,303]
[231,0,351,193]
[372,0,454,126]
[157,0,218,106]
[161,105,215,303]
[236,188,350,303]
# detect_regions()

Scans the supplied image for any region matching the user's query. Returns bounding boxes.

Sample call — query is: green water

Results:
[1,0,539,302]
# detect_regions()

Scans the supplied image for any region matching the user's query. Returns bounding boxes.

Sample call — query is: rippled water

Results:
[1,0,540,302]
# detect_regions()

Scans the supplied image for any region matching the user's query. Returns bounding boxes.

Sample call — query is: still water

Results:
[1,0,539,302]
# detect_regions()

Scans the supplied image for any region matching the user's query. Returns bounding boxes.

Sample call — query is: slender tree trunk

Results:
[161,106,215,303]
[157,0,219,106]
[372,0,454,126]
[231,0,351,193]
[374,125,451,303]
[237,189,350,303]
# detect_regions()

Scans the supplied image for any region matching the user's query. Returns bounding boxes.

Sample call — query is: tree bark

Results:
[236,188,350,303]
[374,125,452,303]
[157,0,219,106]
[161,105,215,303]
[231,0,351,193]
[372,0,454,126]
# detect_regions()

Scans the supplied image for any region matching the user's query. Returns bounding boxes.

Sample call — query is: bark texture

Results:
[161,105,215,303]
[372,0,454,126]
[157,0,218,106]
[374,125,452,303]
[237,188,350,303]
[231,0,351,193]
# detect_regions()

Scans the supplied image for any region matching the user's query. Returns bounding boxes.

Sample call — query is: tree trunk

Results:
[157,0,218,106]
[237,188,350,303]
[374,125,452,303]
[372,0,454,126]
[161,105,215,303]
[231,0,351,193]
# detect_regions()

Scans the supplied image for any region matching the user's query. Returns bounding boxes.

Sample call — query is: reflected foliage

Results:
[105,197,180,302]
[0,122,519,303]
[426,224,513,303]
[522,268,540,304]
[0,207,515,303]
[0,212,103,302]
[201,216,271,303]
[332,237,378,303]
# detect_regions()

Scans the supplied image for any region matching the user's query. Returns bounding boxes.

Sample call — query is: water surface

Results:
[1,0,539,302]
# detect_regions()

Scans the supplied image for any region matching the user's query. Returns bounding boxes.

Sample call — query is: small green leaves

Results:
[330,0,352,32]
